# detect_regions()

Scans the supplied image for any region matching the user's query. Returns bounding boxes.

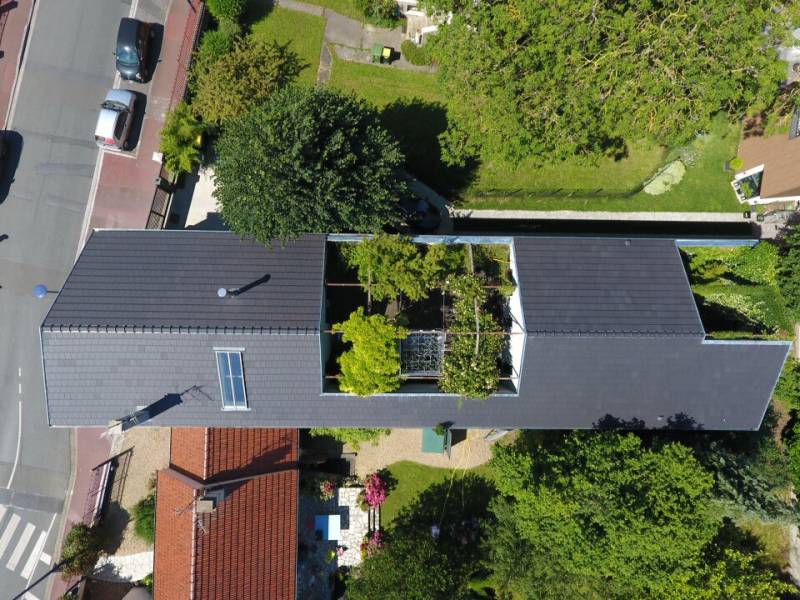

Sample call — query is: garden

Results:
[322,235,519,399]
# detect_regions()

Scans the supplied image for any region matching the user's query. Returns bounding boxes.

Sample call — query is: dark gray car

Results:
[115,18,152,82]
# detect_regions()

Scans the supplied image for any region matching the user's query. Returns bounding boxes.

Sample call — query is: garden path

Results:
[275,0,434,74]
[350,428,496,477]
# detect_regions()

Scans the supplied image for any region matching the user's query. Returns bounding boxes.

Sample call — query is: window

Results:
[215,350,248,410]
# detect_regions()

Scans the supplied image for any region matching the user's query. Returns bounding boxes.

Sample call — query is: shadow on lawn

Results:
[380,98,480,197]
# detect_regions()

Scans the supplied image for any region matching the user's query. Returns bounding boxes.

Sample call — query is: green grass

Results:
[463,117,744,212]
[330,56,445,107]
[329,56,743,211]
[381,460,492,526]
[297,0,364,20]
[250,7,325,86]
[739,520,791,571]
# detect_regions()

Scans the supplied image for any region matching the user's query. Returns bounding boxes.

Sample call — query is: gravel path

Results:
[351,428,497,476]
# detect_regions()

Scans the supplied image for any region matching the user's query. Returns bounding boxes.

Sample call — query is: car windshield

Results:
[117,46,138,65]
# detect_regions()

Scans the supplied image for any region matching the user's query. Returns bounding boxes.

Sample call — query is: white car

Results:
[94,89,136,150]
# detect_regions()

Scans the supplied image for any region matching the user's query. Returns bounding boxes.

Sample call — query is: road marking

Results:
[25,513,56,590]
[39,551,50,565]
[4,0,39,127]
[0,513,20,557]
[18,382,21,395]
[6,400,23,488]
[7,522,35,570]
[23,592,40,600]
[0,506,6,525]
[20,531,46,579]
[18,368,21,377]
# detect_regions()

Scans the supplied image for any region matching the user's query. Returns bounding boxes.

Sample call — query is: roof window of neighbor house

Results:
[215,350,248,410]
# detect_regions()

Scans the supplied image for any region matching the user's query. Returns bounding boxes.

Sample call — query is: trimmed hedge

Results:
[401,40,433,66]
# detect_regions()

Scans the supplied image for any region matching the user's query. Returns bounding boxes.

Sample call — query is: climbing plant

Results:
[333,308,408,396]
[439,273,503,399]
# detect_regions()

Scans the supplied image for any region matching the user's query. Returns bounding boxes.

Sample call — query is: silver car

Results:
[94,89,136,150]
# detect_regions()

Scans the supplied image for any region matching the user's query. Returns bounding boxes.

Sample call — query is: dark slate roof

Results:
[514,237,703,335]
[41,330,789,430]
[42,230,325,331]
[40,232,790,431]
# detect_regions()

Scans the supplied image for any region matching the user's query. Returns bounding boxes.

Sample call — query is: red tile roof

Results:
[154,428,299,600]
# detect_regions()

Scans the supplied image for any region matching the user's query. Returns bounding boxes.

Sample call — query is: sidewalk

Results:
[88,0,204,233]
[451,208,753,223]
[0,0,33,127]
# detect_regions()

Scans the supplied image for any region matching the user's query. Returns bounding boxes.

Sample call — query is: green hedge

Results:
[400,40,433,66]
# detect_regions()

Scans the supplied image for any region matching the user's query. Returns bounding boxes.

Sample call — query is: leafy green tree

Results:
[487,432,720,598]
[430,0,800,164]
[192,38,303,125]
[59,523,102,580]
[347,534,473,600]
[333,308,408,395]
[132,491,156,544]
[779,227,800,312]
[206,0,246,21]
[354,0,398,25]
[159,102,205,174]
[308,427,390,449]
[192,22,240,79]
[344,236,450,302]
[774,360,800,410]
[214,87,406,243]
[691,548,794,600]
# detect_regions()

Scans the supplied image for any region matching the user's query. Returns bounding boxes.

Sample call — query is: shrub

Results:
[308,427,390,449]
[364,472,388,507]
[132,491,156,545]
[192,38,303,125]
[159,102,205,174]
[360,530,384,560]
[193,26,238,74]
[354,0,398,24]
[206,0,246,21]
[729,156,744,171]
[59,523,102,580]
[333,308,408,396]
[400,40,432,66]
[702,293,769,331]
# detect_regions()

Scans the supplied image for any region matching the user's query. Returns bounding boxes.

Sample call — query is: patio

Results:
[298,483,374,599]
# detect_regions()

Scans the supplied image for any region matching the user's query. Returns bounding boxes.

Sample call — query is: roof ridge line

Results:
[41,324,320,335]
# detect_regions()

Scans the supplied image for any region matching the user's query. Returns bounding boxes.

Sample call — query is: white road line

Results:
[6,400,23,488]
[7,522,35,570]
[18,382,21,394]
[25,513,56,590]
[38,551,50,565]
[23,592,40,600]
[18,367,21,377]
[0,513,21,558]
[0,506,6,526]
[20,531,46,579]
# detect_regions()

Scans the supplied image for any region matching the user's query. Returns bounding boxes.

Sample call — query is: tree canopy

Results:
[159,102,205,174]
[213,86,407,243]
[192,38,303,125]
[430,0,800,164]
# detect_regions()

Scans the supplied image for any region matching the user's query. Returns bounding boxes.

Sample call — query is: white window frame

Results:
[214,349,249,411]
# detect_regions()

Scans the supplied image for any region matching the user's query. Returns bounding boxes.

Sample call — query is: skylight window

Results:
[215,350,248,410]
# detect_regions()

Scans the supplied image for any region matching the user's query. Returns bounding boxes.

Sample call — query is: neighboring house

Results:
[732,110,800,205]
[154,427,298,599]
[39,230,790,431]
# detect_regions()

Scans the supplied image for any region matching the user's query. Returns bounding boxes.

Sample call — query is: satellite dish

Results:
[33,284,49,299]
[217,287,228,298]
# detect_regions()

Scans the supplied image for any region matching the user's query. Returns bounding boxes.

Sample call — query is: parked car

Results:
[115,18,152,82]
[94,89,136,150]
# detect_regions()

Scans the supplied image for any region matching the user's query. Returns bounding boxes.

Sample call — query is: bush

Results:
[787,422,800,492]
[400,40,432,66]
[192,38,303,125]
[159,102,205,174]
[59,523,102,580]
[193,27,237,73]
[729,156,744,171]
[354,0,398,24]
[778,228,800,313]
[333,308,408,396]
[309,427,390,449]
[206,0,246,21]
[132,491,156,545]
[775,361,800,410]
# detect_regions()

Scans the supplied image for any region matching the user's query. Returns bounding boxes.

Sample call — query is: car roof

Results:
[95,108,119,138]
[117,18,141,43]
[104,88,135,107]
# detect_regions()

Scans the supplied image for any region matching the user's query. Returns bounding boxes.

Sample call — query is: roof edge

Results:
[41,325,321,335]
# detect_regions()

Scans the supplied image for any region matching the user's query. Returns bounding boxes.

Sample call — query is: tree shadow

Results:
[0,130,22,204]
[98,500,130,554]
[243,0,275,26]
[694,293,769,334]
[380,98,479,197]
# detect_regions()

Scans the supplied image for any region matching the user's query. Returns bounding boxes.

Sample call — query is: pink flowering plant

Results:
[363,472,387,507]
[360,530,384,559]
[318,477,336,502]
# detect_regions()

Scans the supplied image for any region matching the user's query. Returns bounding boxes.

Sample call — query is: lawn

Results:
[250,7,325,86]
[380,460,492,526]
[297,0,364,20]
[328,57,743,211]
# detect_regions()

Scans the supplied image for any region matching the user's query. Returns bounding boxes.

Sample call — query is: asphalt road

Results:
[0,1,132,596]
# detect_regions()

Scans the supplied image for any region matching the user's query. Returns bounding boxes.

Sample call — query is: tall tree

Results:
[213,87,407,242]
[192,38,303,125]
[430,0,800,164]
